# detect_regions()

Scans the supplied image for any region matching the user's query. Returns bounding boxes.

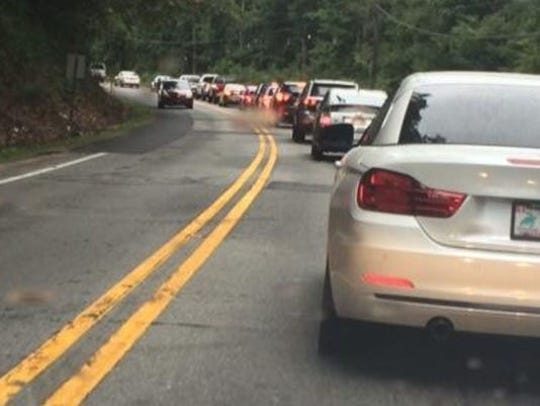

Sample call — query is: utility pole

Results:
[192,22,197,73]
[369,2,380,88]
[239,0,245,50]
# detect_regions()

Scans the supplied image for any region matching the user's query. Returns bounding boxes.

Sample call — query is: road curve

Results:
[1,87,538,406]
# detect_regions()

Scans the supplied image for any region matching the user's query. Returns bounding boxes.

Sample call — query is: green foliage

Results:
[4,0,540,92]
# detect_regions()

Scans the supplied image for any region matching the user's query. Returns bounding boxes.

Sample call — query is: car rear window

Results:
[311,83,356,97]
[177,80,190,89]
[399,84,540,148]
[283,84,302,95]
[163,81,189,90]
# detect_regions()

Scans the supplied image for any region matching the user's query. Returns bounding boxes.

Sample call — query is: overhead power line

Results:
[375,4,540,40]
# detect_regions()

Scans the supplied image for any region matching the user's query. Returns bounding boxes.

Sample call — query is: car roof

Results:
[310,79,357,86]
[401,71,540,91]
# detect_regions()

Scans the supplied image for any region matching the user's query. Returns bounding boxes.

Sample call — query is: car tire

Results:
[311,141,323,161]
[158,101,165,109]
[292,125,305,143]
[187,102,193,109]
[318,264,349,355]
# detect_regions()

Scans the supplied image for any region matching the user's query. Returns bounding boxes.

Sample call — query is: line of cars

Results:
[192,74,389,161]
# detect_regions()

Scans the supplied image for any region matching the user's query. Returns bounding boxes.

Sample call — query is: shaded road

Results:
[1,87,540,405]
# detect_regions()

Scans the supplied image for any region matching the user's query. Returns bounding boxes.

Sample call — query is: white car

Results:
[197,73,218,100]
[179,74,201,93]
[89,63,106,82]
[151,75,171,91]
[323,71,540,347]
[219,83,246,106]
[311,88,387,160]
[114,71,141,88]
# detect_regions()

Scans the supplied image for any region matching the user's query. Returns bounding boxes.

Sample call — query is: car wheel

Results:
[158,101,165,109]
[311,141,323,161]
[292,125,305,143]
[187,102,193,109]
[318,264,348,355]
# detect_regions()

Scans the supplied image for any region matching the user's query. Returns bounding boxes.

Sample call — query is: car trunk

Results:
[329,109,377,133]
[364,145,540,255]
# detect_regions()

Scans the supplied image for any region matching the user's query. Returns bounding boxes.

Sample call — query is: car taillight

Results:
[319,114,332,127]
[306,97,319,107]
[357,169,466,218]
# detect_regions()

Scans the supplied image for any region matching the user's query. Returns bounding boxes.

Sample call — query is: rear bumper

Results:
[275,104,294,123]
[331,274,540,337]
[223,96,241,105]
[297,110,315,132]
[161,97,192,105]
[328,187,540,338]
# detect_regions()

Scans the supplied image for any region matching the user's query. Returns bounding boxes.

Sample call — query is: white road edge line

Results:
[0,152,107,186]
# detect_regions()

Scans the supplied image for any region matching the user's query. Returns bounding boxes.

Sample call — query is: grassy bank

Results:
[0,101,153,164]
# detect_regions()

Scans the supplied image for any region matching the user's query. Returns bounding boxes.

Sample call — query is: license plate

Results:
[511,201,540,241]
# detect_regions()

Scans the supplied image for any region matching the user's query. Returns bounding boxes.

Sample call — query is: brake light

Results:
[319,114,332,127]
[276,93,283,102]
[357,169,466,218]
[305,97,319,107]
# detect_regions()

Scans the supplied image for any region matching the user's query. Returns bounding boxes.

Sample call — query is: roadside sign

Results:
[66,54,86,81]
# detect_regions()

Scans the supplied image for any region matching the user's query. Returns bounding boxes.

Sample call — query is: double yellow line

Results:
[0,128,277,405]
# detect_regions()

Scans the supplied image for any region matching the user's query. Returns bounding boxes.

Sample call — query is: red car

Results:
[208,76,236,104]
[240,85,258,109]
[272,81,305,125]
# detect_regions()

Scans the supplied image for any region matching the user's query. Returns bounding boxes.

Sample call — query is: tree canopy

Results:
[3,0,540,90]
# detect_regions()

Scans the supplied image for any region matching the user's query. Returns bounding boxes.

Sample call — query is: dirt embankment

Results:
[0,79,129,148]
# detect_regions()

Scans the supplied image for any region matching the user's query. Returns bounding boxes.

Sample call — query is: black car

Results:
[291,79,358,143]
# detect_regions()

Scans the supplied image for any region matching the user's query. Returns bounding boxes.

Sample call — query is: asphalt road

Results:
[1,87,540,406]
